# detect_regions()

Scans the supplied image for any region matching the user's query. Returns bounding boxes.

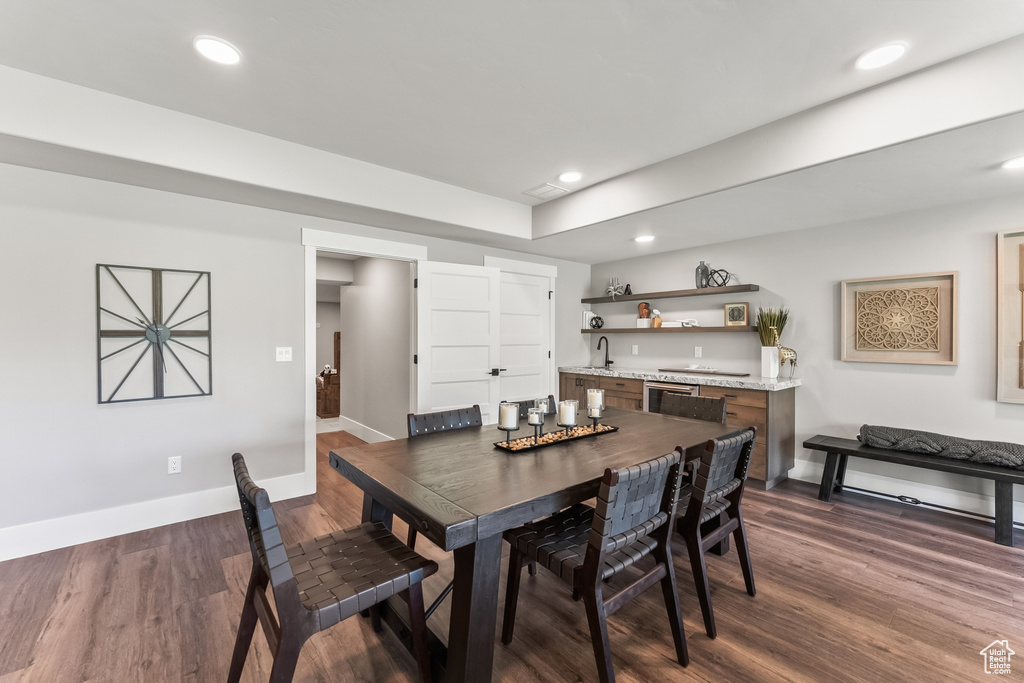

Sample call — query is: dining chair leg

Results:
[405,583,434,683]
[654,545,688,667]
[227,568,264,683]
[407,527,418,551]
[581,585,615,683]
[528,561,537,576]
[501,546,526,644]
[685,533,717,639]
[268,632,306,683]
[369,604,383,632]
[732,510,756,597]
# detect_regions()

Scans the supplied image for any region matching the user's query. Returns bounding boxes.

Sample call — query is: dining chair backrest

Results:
[407,404,482,438]
[508,394,557,419]
[659,394,727,424]
[232,453,300,598]
[687,428,756,514]
[588,449,684,555]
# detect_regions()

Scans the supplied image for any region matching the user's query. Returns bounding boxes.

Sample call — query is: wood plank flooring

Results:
[1,430,1021,682]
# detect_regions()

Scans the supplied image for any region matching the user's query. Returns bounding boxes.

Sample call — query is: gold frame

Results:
[840,271,957,365]
[997,231,1024,403]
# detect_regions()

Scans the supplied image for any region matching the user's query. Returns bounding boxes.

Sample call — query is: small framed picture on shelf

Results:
[724,302,749,326]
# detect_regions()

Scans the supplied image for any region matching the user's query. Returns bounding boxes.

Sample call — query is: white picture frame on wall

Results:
[997,230,1024,403]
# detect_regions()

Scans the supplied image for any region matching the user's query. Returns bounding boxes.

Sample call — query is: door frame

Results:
[302,228,427,494]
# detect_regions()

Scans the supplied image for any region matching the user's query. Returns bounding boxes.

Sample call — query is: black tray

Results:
[494,424,619,453]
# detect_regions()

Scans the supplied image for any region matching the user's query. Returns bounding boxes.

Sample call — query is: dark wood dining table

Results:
[328,407,737,683]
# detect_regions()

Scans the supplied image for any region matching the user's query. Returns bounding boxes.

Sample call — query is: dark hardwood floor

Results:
[1,431,1021,682]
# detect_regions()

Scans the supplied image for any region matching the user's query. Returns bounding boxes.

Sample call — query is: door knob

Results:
[489,368,507,376]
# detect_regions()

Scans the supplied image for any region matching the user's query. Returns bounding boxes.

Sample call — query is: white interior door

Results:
[499,271,551,401]
[416,261,501,424]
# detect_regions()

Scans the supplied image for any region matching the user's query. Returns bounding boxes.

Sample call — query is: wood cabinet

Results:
[559,372,598,405]
[700,385,794,489]
[559,373,644,411]
[316,372,340,418]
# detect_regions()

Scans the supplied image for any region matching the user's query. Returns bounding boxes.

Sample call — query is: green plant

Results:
[755,306,789,346]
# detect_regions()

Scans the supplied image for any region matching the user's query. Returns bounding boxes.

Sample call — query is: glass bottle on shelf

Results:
[695,260,710,289]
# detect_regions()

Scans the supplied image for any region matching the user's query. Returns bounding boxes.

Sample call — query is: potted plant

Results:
[755,306,789,378]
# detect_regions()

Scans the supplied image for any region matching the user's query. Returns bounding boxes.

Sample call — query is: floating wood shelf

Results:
[581,326,757,334]
[581,283,760,305]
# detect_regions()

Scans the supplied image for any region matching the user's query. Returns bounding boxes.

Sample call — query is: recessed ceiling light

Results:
[1002,155,1024,170]
[194,35,241,65]
[634,235,655,243]
[558,171,582,183]
[856,41,908,70]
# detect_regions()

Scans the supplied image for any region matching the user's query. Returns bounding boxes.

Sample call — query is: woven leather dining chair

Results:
[659,393,727,424]
[675,427,757,639]
[502,450,689,683]
[511,394,557,419]
[227,453,437,683]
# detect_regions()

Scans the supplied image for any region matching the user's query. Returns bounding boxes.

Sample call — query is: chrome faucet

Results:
[597,336,613,369]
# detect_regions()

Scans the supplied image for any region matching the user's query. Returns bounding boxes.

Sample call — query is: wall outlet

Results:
[694,346,702,358]
[168,456,182,475]
[631,344,639,355]
[276,346,292,362]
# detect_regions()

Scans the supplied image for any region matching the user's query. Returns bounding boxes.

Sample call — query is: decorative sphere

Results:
[589,315,604,329]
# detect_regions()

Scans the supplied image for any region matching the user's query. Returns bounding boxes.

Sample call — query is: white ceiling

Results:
[2,1,1024,263]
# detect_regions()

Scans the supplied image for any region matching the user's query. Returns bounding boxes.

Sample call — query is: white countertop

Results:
[558,366,801,391]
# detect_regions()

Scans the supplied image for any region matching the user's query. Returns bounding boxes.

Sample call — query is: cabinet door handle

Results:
[724,394,738,398]
[615,382,625,387]
[726,411,738,417]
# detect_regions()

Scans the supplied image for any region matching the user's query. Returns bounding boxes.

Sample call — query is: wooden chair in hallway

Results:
[501,450,689,683]
[227,453,437,683]
[675,427,758,639]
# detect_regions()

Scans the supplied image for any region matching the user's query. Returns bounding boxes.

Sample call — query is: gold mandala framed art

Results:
[840,271,957,365]
[997,230,1024,403]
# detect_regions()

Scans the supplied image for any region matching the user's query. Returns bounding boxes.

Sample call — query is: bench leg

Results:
[818,452,841,502]
[834,454,849,492]
[994,481,1014,547]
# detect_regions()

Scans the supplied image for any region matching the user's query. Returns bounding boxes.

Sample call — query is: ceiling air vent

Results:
[523,183,569,200]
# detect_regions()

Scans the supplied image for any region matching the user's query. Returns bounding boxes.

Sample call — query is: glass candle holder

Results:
[586,388,605,411]
[536,397,550,415]
[557,399,578,433]
[498,401,520,444]
[528,407,544,442]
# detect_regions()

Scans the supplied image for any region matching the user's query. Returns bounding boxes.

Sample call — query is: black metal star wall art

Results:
[96,264,212,403]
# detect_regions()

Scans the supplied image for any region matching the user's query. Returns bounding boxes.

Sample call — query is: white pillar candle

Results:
[528,407,544,426]
[499,402,520,430]
[536,397,550,415]
[588,406,602,419]
[558,400,577,426]
[587,388,605,410]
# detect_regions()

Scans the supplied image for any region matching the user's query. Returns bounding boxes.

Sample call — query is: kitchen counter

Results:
[558,366,801,392]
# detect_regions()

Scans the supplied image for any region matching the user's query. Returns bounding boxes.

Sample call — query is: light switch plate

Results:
[631,345,639,355]
[694,346,702,358]
[276,347,293,362]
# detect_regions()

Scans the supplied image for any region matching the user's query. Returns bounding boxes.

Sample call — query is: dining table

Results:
[328,407,738,683]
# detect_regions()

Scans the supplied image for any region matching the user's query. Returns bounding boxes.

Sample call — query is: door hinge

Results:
[414,278,418,288]
[413,354,418,364]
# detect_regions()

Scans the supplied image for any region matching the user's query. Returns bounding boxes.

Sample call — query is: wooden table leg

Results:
[994,481,1014,547]
[446,533,503,683]
[835,454,849,493]
[818,452,841,502]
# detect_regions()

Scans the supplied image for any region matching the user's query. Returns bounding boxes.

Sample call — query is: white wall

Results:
[339,258,413,438]
[315,301,341,371]
[0,162,590,559]
[590,191,1024,516]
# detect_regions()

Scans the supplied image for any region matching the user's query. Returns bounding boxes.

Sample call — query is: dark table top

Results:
[329,407,736,551]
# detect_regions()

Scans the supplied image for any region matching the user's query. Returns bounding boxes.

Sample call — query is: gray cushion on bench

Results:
[858,425,1024,470]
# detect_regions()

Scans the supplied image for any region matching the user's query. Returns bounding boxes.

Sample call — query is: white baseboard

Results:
[0,472,310,563]
[789,458,1024,520]
[335,415,395,444]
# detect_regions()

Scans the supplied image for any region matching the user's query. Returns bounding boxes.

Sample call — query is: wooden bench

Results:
[804,435,1024,546]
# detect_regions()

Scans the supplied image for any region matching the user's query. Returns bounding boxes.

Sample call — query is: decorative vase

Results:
[695,260,710,289]
[761,346,780,379]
